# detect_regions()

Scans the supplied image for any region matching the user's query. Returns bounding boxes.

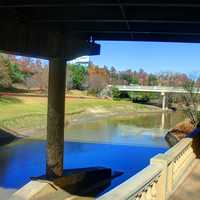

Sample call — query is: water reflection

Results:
[64,112,185,147]
[161,112,165,129]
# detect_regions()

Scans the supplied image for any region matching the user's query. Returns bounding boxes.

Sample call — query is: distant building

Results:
[68,56,90,66]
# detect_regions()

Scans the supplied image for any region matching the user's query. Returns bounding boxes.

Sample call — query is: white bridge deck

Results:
[113,85,200,110]
[114,85,200,94]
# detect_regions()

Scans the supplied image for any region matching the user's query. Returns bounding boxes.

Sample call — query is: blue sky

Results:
[90,41,200,75]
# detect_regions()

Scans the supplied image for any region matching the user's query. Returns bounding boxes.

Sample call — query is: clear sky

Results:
[90,41,200,75]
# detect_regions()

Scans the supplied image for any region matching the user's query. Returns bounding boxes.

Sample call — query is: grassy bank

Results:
[0,95,160,134]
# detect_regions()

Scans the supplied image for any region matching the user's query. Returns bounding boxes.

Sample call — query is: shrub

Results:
[128,92,150,103]
[111,87,121,100]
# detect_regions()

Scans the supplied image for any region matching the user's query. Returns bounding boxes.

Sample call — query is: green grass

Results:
[67,98,145,112]
[0,96,47,120]
[0,96,156,131]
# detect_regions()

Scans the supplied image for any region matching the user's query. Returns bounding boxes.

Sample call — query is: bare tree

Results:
[34,69,49,90]
[182,79,200,126]
[88,74,107,95]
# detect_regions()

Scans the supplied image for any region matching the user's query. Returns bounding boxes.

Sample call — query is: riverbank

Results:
[0,95,163,138]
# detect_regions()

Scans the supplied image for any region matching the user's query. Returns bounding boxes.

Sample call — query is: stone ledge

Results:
[9,180,95,200]
[8,167,117,200]
[9,180,58,200]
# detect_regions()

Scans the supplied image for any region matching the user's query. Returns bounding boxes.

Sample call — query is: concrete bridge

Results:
[113,85,200,110]
[2,1,200,200]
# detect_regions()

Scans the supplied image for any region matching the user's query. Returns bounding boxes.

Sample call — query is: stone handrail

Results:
[163,138,196,196]
[98,138,196,200]
[98,165,163,200]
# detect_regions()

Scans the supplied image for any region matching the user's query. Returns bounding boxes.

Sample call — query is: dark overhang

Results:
[1,1,200,43]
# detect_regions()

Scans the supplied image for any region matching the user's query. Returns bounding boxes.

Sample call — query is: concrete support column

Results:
[46,57,66,177]
[161,112,165,129]
[161,92,166,111]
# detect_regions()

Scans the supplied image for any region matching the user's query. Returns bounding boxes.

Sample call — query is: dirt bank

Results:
[165,119,195,146]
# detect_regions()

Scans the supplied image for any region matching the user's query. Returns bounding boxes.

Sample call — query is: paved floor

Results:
[0,187,16,199]
[169,160,200,200]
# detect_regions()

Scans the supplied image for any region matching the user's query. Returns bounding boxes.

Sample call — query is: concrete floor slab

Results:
[169,159,200,200]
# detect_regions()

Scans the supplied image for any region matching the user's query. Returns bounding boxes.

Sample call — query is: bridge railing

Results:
[163,138,196,196]
[98,138,196,200]
[115,85,187,93]
[112,85,200,93]
[98,164,164,200]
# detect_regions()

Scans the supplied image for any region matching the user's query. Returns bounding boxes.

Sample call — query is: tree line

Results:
[0,53,198,95]
[68,62,197,95]
[0,54,48,91]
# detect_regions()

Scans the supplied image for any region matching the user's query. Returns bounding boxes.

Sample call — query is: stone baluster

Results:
[140,191,147,200]
[146,186,152,200]
[151,182,157,200]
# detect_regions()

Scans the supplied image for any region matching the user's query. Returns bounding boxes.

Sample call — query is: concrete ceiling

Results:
[1,1,200,43]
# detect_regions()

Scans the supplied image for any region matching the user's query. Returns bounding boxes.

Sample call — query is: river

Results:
[0,111,185,198]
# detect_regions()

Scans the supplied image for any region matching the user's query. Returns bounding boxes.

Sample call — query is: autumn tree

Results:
[0,54,12,87]
[0,54,31,87]
[119,69,133,85]
[138,69,148,85]
[109,66,118,84]
[88,62,109,94]
[21,58,48,90]
[31,68,49,90]
[158,72,189,86]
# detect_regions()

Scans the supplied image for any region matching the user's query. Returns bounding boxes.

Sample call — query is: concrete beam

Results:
[0,21,100,59]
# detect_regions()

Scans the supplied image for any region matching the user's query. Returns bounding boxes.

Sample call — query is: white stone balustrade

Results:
[98,164,163,200]
[163,138,196,196]
[98,138,196,200]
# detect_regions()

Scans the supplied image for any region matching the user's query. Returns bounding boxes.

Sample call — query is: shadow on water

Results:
[32,167,123,197]
[0,139,167,196]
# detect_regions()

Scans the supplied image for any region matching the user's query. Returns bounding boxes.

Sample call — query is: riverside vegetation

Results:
[1,53,200,141]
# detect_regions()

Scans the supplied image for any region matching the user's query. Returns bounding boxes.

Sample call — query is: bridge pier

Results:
[0,21,100,178]
[46,41,100,178]
[161,92,166,111]
[161,112,165,129]
[46,57,66,177]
